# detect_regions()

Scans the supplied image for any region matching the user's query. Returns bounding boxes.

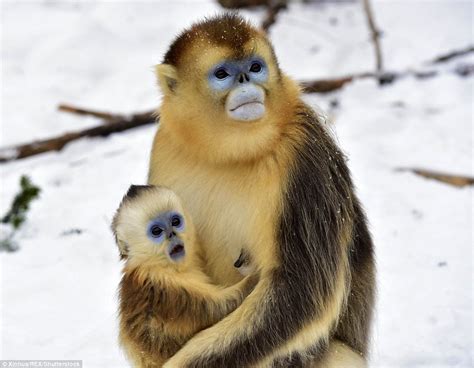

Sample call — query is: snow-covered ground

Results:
[0,1,472,367]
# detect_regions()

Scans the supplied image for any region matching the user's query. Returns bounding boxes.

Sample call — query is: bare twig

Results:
[301,49,474,94]
[217,0,267,8]
[430,45,474,64]
[301,44,474,93]
[301,71,397,93]
[58,104,122,120]
[396,168,474,188]
[362,0,384,79]
[0,108,156,163]
[261,1,287,33]
[301,75,357,93]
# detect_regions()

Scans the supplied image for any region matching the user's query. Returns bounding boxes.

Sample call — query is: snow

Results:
[0,1,472,367]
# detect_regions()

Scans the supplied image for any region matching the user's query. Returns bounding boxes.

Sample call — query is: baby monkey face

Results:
[147,211,186,262]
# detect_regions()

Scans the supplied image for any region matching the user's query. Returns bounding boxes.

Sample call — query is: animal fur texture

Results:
[112,185,258,367]
[148,14,376,367]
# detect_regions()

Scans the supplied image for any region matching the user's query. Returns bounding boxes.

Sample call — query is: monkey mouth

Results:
[168,242,185,261]
[229,100,264,112]
[226,85,266,122]
[227,100,265,122]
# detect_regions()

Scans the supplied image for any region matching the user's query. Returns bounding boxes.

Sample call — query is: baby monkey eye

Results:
[171,216,181,227]
[214,68,230,79]
[150,225,163,237]
[249,62,262,73]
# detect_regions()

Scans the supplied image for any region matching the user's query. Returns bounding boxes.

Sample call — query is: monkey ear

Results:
[156,64,178,95]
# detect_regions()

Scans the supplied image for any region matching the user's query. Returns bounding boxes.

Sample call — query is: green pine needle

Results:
[2,175,41,230]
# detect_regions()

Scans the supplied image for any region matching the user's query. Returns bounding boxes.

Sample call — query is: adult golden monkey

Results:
[148,14,375,367]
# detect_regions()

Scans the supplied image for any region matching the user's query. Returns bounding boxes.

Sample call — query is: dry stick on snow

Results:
[301,73,370,94]
[430,45,474,64]
[301,70,403,93]
[0,109,157,163]
[395,168,474,188]
[58,104,123,121]
[301,44,474,93]
[261,1,287,33]
[362,0,384,83]
[217,0,268,8]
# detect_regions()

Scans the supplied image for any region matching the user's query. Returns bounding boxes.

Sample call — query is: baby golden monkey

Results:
[149,14,375,367]
[112,185,257,368]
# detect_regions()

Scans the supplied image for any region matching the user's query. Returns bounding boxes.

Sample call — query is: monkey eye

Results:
[171,215,181,227]
[249,62,262,73]
[214,68,230,79]
[150,225,163,237]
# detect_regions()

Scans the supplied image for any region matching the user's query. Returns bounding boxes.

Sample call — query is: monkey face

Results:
[207,57,268,122]
[112,185,194,263]
[155,14,300,164]
[158,45,279,123]
[156,15,282,124]
[146,211,186,262]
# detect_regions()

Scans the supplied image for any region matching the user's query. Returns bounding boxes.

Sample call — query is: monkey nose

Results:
[168,231,176,239]
[238,73,250,83]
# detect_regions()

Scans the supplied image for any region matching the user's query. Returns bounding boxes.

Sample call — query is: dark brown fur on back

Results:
[334,199,376,354]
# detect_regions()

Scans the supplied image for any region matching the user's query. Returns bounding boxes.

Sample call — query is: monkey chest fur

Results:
[149,137,284,286]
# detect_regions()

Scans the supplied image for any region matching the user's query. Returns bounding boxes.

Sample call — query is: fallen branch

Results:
[58,104,122,120]
[301,75,356,94]
[261,1,287,33]
[430,45,474,64]
[362,0,384,80]
[301,70,399,93]
[301,54,474,94]
[0,109,156,163]
[217,0,267,8]
[396,168,474,188]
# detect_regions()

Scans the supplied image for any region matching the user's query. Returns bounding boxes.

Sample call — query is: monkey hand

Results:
[241,272,260,297]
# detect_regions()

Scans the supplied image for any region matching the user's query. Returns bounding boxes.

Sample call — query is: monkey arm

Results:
[154,273,259,334]
[119,269,258,366]
[162,262,349,368]
[195,273,259,326]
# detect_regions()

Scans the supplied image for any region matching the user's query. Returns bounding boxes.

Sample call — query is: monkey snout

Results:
[238,73,250,83]
[226,84,265,122]
[167,240,185,261]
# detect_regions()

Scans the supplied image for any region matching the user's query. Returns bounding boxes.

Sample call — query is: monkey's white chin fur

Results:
[226,84,265,121]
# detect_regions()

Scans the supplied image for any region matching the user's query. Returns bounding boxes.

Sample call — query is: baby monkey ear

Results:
[117,239,129,260]
[156,64,178,95]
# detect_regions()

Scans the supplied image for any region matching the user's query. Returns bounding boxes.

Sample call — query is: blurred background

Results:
[0,0,472,367]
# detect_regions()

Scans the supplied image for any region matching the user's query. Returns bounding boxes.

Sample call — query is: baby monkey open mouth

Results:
[168,240,185,261]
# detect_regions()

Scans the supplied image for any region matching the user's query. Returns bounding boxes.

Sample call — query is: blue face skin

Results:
[146,211,186,261]
[207,56,268,92]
